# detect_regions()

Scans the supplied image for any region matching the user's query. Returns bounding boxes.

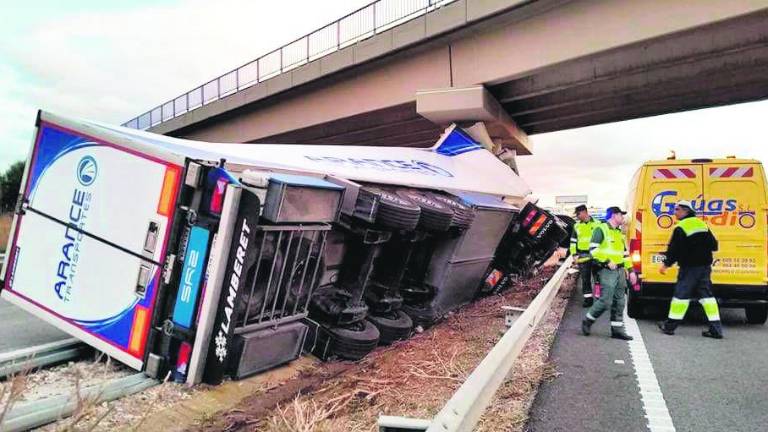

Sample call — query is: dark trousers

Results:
[665,266,722,333]
[578,259,594,299]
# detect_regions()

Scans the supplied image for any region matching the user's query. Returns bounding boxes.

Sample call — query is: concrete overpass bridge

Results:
[126,0,768,158]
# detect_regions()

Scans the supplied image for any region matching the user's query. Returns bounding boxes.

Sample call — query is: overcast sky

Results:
[2,1,768,208]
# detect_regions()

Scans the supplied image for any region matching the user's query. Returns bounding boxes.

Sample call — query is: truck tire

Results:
[372,188,422,230]
[354,186,421,230]
[402,303,439,328]
[428,192,475,230]
[396,189,454,232]
[627,293,644,319]
[745,305,768,325]
[367,310,413,344]
[323,320,381,360]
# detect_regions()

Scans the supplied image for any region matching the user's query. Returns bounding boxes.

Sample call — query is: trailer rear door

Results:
[703,162,768,286]
[2,121,182,370]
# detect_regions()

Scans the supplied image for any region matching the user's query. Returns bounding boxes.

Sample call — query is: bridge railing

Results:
[123,0,457,130]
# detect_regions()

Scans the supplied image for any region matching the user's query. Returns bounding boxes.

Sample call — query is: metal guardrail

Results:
[123,0,457,131]
[379,256,574,432]
[1,372,157,432]
[0,338,89,379]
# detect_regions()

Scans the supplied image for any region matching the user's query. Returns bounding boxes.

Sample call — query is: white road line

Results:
[623,310,676,432]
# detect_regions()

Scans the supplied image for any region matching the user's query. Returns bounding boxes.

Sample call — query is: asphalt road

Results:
[527,290,768,432]
[0,297,68,354]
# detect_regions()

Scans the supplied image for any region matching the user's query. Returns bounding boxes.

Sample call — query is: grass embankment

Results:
[190,266,575,432]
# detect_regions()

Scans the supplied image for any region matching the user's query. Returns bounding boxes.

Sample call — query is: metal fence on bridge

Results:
[123,0,458,131]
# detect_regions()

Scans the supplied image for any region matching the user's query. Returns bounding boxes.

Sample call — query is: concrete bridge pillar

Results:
[416,85,528,174]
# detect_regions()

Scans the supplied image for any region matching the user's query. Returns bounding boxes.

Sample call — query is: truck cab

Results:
[626,157,768,323]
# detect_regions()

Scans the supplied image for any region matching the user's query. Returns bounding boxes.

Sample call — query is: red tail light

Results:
[210,177,228,214]
[528,214,547,236]
[522,209,537,226]
[631,210,643,273]
[630,239,642,273]
[175,341,192,382]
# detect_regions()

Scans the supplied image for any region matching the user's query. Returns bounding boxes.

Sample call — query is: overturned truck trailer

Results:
[0,111,560,385]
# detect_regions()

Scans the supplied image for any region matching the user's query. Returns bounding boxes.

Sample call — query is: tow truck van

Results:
[625,157,768,323]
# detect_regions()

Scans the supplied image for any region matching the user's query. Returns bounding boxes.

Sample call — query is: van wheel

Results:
[627,294,644,319]
[745,305,768,325]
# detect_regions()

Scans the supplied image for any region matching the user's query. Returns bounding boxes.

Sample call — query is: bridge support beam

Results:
[416,86,531,156]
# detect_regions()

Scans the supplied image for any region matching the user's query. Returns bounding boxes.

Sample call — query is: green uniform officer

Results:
[570,204,601,307]
[581,206,637,340]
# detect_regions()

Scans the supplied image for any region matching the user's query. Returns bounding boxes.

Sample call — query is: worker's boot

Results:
[657,321,676,336]
[582,296,593,308]
[610,325,633,341]
[702,321,723,339]
[658,318,682,335]
[581,316,594,336]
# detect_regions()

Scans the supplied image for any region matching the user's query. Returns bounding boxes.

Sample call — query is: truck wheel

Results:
[402,303,439,328]
[396,189,454,232]
[367,310,413,344]
[745,305,768,325]
[373,187,421,227]
[627,293,644,319]
[324,320,381,360]
[428,192,475,230]
[355,186,422,230]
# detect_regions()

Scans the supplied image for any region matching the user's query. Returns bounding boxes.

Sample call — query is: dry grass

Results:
[194,267,575,432]
[0,372,29,428]
[475,284,573,432]
[57,366,114,432]
[0,357,126,432]
[0,213,12,253]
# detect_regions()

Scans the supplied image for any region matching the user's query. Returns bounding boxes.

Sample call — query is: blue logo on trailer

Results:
[76,156,98,186]
[434,127,483,156]
[172,226,210,329]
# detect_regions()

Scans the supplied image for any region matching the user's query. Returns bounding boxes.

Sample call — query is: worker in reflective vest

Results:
[570,204,602,307]
[582,206,637,340]
[658,200,723,339]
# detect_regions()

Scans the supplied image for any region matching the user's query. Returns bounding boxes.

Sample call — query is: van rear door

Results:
[1,119,182,370]
[642,165,703,283]
[703,163,767,286]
